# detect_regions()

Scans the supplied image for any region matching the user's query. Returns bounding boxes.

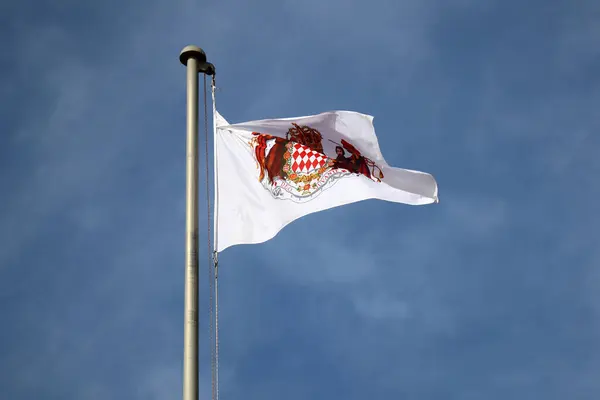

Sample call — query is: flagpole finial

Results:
[180,45,207,67]
[180,46,215,75]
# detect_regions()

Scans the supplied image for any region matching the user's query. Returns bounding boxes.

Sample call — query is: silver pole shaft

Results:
[180,46,205,400]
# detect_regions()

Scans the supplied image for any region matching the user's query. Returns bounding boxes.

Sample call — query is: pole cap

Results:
[179,45,207,66]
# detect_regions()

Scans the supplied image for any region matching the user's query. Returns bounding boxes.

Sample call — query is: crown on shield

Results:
[286,123,324,153]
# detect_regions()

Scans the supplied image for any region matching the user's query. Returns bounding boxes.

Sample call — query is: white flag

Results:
[214,110,438,252]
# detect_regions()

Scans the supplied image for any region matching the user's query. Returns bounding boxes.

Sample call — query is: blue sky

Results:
[1,0,599,398]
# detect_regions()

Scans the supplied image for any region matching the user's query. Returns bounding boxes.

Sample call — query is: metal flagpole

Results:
[179,45,214,400]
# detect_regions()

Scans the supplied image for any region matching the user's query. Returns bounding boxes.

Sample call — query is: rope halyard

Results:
[203,75,216,400]
[213,250,220,400]
[211,75,220,400]
[211,74,219,254]
[204,73,220,400]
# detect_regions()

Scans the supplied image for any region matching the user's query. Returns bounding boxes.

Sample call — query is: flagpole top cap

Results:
[179,45,207,66]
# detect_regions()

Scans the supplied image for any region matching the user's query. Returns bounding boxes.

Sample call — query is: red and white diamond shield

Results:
[290,143,328,173]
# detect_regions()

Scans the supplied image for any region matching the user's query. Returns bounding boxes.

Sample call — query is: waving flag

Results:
[213,110,438,252]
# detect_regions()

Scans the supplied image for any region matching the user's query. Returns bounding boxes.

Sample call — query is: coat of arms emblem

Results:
[249,123,384,202]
